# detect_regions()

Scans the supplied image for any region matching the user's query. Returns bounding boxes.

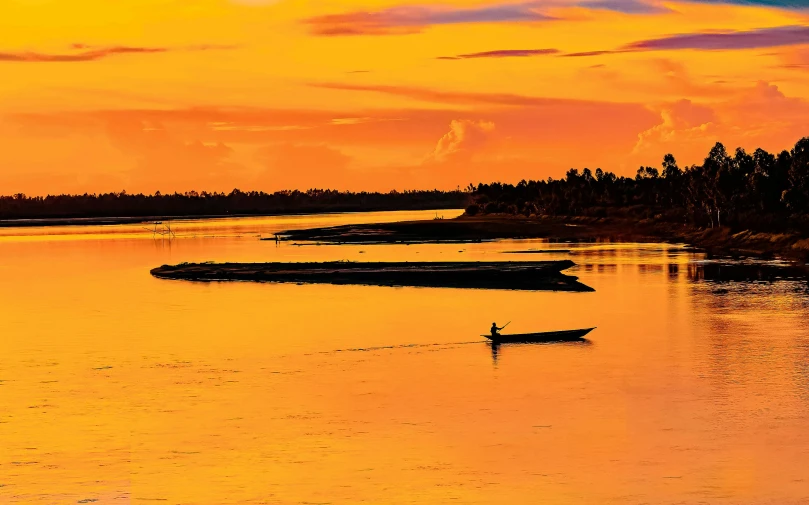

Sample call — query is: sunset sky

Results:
[2,0,809,194]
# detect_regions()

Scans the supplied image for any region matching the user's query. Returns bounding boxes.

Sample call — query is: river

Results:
[1,209,808,504]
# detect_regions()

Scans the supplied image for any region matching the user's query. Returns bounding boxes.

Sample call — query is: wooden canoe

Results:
[482,327,595,344]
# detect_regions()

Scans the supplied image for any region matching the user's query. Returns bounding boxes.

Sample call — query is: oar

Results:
[502,321,511,330]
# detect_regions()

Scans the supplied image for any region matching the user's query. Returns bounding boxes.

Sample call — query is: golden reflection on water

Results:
[2,210,809,504]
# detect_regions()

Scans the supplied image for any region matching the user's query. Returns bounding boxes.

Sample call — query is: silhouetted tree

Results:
[467,136,809,232]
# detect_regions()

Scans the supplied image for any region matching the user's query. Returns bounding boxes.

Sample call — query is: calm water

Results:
[1,210,808,505]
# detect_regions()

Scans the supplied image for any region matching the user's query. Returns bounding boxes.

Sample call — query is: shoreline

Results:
[279,215,809,265]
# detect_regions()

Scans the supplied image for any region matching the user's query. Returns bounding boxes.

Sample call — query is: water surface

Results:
[2,210,808,504]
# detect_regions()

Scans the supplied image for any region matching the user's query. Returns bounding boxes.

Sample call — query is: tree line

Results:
[5,137,809,230]
[466,137,809,233]
[0,188,469,220]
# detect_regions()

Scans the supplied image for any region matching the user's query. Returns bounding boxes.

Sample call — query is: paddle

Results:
[482,321,512,340]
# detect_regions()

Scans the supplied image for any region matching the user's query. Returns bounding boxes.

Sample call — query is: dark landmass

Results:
[466,140,809,230]
[278,215,809,264]
[0,189,468,226]
[459,138,809,262]
[502,249,573,254]
[279,217,566,243]
[150,260,594,292]
[276,134,809,265]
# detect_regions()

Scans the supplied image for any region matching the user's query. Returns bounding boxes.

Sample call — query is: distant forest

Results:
[0,189,469,220]
[467,137,809,232]
[4,137,809,230]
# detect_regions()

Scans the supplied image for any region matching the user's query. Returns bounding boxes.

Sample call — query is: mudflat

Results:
[278,215,809,263]
[150,260,594,292]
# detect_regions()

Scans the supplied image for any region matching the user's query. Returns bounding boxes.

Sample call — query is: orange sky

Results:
[2,0,809,194]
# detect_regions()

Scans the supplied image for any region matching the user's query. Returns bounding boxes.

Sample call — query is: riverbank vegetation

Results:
[465,138,809,235]
[280,138,809,261]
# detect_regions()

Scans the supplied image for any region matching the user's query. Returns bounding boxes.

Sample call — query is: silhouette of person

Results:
[491,322,504,337]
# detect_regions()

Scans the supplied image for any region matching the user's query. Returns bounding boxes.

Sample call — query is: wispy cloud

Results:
[578,0,671,13]
[0,46,167,62]
[302,0,673,36]
[437,48,560,60]
[685,0,809,10]
[622,25,809,51]
[309,81,634,108]
[561,50,622,57]
[550,25,809,59]
[0,44,234,63]
[302,2,554,36]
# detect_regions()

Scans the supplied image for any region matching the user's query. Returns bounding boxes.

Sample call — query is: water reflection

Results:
[638,264,664,274]
[2,212,809,505]
[794,341,809,400]
[687,261,807,283]
[489,339,593,366]
[668,263,680,279]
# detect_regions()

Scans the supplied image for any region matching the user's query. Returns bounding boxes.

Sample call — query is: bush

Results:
[465,204,480,216]
[484,202,501,214]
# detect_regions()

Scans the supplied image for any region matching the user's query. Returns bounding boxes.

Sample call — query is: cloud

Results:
[634,99,717,154]
[427,120,496,162]
[302,2,554,36]
[554,25,809,59]
[2,98,659,192]
[302,0,672,35]
[622,25,809,52]
[0,46,167,63]
[577,0,671,13]
[685,0,809,9]
[630,81,809,166]
[723,80,809,126]
[437,48,559,60]
[309,81,645,108]
[0,44,234,63]
[561,50,621,57]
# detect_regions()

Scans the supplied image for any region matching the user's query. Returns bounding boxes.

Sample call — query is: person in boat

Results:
[491,322,505,337]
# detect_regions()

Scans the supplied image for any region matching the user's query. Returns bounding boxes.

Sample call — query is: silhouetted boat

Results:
[482,327,595,344]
